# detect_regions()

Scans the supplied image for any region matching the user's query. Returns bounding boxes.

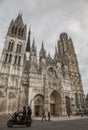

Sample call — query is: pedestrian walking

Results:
[41,109,47,121]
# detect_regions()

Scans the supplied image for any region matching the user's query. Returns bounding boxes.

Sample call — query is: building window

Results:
[14,55,17,64]
[8,41,14,51]
[18,56,21,65]
[18,27,21,36]
[19,45,21,53]
[8,42,11,51]
[16,44,22,53]
[16,44,19,53]
[8,54,12,63]
[5,53,8,63]
[11,42,14,51]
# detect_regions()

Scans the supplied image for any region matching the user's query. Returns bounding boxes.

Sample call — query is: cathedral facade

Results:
[0,14,86,116]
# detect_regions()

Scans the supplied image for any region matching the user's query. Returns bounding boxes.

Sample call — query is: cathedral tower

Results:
[0,13,26,114]
[57,33,85,111]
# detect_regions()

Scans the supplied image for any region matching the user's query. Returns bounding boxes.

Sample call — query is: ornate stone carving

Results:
[9,92,16,99]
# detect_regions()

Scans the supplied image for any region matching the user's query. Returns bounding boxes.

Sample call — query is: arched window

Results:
[8,42,11,51]
[18,56,21,65]
[8,54,12,63]
[11,42,14,51]
[21,29,24,37]
[14,55,17,64]
[16,44,19,53]
[19,45,21,53]
[8,41,14,51]
[5,53,8,63]
[18,27,21,36]
[16,43,22,53]
[11,26,15,34]
[15,26,18,35]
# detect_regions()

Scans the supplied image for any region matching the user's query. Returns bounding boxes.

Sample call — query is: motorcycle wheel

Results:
[26,121,31,127]
[7,120,14,127]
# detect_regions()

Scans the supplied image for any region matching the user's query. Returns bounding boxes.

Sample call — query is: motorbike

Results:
[7,112,32,127]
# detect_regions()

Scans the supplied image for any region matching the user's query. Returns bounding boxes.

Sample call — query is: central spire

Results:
[26,28,31,52]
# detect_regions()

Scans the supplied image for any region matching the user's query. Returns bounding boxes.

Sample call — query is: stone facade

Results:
[0,14,86,116]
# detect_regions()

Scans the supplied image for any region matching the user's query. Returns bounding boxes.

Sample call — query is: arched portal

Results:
[34,94,44,117]
[50,90,62,116]
[65,96,71,116]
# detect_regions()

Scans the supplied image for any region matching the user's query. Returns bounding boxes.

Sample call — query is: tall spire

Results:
[26,28,31,52]
[31,38,37,56]
[39,40,46,59]
[41,40,44,50]
[15,13,23,25]
[32,38,35,48]
[7,13,26,40]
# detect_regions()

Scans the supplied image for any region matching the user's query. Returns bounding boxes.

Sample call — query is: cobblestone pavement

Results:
[0,115,88,130]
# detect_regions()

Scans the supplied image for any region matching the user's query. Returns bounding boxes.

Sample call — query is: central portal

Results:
[50,90,62,116]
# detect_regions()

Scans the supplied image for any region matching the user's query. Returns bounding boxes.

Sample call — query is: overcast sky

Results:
[0,0,88,95]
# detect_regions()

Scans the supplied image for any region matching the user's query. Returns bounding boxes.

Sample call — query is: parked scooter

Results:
[7,112,32,127]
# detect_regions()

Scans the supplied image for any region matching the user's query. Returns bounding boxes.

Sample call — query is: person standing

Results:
[27,106,32,117]
[22,106,27,121]
[48,111,51,121]
[27,106,32,126]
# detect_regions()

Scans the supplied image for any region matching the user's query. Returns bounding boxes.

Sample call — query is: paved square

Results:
[0,115,88,130]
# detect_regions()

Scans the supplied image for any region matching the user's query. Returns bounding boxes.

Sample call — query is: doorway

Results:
[50,90,62,116]
[34,94,44,117]
[50,104,55,115]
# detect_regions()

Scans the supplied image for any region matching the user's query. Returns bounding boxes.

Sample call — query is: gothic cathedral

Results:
[0,14,85,116]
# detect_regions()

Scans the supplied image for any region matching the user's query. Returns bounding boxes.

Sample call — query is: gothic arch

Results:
[50,90,62,116]
[33,94,44,116]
